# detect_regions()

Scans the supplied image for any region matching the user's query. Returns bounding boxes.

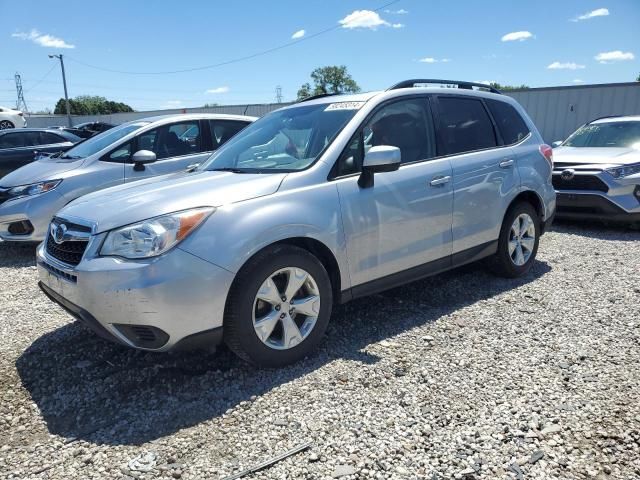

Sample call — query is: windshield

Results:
[201,102,362,172]
[564,121,640,148]
[58,121,149,160]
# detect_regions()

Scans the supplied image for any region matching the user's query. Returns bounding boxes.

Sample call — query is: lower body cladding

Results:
[36,243,235,351]
[555,187,640,223]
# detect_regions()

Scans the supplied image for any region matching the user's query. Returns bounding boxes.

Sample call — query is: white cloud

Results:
[385,8,409,14]
[392,23,405,29]
[547,61,586,70]
[339,10,390,29]
[291,29,305,39]
[419,57,451,63]
[595,50,635,63]
[571,8,609,22]
[12,29,75,48]
[476,80,496,86]
[205,86,230,94]
[573,79,584,83]
[501,31,534,42]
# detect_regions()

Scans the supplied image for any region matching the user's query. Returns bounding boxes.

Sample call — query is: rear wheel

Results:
[0,120,14,129]
[224,245,332,368]
[488,202,540,278]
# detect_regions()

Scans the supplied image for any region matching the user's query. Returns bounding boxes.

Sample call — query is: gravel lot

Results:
[1,222,639,480]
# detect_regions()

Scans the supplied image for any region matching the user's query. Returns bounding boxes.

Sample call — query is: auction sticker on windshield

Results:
[325,102,365,111]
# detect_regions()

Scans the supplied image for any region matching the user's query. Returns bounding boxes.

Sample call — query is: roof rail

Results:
[387,79,502,95]
[296,92,343,103]
[588,115,624,123]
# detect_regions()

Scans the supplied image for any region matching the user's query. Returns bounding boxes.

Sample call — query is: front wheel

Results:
[224,245,333,368]
[488,202,540,278]
[0,120,15,130]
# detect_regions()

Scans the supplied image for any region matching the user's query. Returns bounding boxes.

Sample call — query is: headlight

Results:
[7,180,62,199]
[100,207,214,259]
[605,162,640,179]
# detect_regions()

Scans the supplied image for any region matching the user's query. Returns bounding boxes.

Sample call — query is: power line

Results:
[23,64,57,94]
[65,0,401,76]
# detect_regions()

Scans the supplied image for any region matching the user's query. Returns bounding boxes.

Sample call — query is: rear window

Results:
[486,99,530,145]
[437,97,497,155]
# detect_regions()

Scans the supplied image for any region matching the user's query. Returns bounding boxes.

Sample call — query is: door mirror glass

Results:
[359,145,401,188]
[132,149,157,171]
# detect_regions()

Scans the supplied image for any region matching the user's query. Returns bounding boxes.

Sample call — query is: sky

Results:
[0,0,638,112]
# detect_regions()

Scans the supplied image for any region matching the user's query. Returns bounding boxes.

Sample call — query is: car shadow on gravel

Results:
[16,259,551,446]
[0,242,37,268]
[551,219,640,241]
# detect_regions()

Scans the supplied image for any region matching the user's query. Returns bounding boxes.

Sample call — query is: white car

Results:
[0,106,27,130]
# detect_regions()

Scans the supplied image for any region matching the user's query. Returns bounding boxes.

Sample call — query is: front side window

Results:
[201,103,359,173]
[485,99,530,145]
[138,121,202,160]
[336,98,437,176]
[564,121,640,148]
[437,96,497,155]
[39,132,66,145]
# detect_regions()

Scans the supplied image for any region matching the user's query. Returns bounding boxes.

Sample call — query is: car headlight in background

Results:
[605,162,640,179]
[100,207,215,259]
[7,180,62,199]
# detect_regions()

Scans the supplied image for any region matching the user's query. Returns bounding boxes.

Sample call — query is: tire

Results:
[224,244,333,368]
[0,120,14,130]
[487,202,540,278]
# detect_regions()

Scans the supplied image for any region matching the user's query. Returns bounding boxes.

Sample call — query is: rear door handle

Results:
[430,175,451,187]
[499,159,515,168]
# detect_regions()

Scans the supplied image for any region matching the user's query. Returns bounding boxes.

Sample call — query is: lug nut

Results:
[275,305,281,311]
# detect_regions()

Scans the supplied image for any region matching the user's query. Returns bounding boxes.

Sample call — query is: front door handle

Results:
[430,175,451,187]
[499,159,515,168]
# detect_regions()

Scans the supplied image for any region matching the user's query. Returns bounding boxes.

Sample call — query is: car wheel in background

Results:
[0,120,14,129]
[488,202,540,278]
[224,244,333,368]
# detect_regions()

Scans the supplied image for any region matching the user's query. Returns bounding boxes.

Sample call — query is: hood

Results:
[553,146,640,168]
[59,170,287,233]
[0,157,85,186]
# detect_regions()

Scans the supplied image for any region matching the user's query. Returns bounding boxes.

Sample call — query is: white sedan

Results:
[0,106,27,129]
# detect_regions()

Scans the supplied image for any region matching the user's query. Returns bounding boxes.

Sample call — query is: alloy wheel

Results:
[508,213,536,266]
[252,267,321,350]
[0,121,13,130]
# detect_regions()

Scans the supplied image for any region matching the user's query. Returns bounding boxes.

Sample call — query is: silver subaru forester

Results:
[37,80,556,367]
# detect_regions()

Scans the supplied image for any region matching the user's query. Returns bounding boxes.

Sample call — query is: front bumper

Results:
[0,191,65,242]
[555,192,640,223]
[36,242,234,351]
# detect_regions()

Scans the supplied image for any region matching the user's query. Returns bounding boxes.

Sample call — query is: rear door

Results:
[124,120,211,182]
[433,95,520,254]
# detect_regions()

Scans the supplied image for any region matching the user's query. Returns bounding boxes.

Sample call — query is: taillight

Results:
[539,144,553,169]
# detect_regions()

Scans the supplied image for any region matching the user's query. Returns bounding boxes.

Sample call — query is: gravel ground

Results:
[0,222,639,480]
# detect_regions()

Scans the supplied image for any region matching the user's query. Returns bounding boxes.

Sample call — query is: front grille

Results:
[45,217,91,266]
[552,174,609,192]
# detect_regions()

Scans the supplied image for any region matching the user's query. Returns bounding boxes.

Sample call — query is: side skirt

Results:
[340,240,498,303]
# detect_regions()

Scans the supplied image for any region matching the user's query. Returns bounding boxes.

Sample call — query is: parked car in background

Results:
[0,106,27,129]
[56,121,116,139]
[0,113,255,241]
[552,115,640,225]
[36,79,556,367]
[0,128,82,177]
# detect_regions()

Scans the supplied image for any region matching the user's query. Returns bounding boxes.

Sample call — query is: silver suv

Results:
[552,115,640,225]
[37,80,556,367]
[0,114,255,242]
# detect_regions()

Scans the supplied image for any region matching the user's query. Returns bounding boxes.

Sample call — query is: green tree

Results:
[636,73,640,82]
[54,95,134,115]
[488,82,529,91]
[297,66,360,100]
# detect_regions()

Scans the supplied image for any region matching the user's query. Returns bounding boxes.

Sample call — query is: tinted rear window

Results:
[486,99,530,145]
[437,97,497,155]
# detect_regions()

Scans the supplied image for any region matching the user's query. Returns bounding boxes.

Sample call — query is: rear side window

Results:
[0,133,24,148]
[209,120,249,149]
[437,97,497,155]
[485,99,530,145]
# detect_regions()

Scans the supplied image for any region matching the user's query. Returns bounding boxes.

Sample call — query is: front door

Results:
[334,97,454,289]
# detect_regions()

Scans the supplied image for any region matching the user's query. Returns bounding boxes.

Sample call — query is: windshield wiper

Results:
[209,167,250,173]
[59,154,83,160]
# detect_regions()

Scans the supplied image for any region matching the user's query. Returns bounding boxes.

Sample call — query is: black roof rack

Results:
[296,92,343,103]
[387,79,502,95]
[587,115,624,123]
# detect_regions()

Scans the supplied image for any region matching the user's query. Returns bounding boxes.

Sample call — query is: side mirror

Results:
[552,141,563,148]
[131,150,157,171]
[358,145,401,188]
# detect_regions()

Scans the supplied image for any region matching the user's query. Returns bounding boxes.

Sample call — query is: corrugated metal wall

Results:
[25,83,640,143]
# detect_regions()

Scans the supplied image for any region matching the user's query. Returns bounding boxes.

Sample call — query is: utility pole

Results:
[275,85,283,103]
[14,73,28,113]
[49,54,72,127]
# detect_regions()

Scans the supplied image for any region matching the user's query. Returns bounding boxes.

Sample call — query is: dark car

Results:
[0,128,82,178]
[56,121,116,139]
